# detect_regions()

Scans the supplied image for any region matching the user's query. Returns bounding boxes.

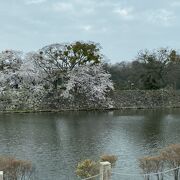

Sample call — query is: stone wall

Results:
[42,89,180,111]
[113,90,180,109]
[0,90,180,112]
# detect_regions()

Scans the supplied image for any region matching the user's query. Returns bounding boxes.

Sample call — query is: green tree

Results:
[31,41,102,89]
[137,48,177,89]
[105,62,133,90]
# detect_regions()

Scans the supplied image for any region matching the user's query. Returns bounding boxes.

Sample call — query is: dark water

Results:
[0,109,180,180]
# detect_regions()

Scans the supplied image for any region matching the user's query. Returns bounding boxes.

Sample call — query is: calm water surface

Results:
[0,109,180,180]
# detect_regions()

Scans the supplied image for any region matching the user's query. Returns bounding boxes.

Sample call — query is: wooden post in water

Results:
[0,171,3,180]
[100,161,111,180]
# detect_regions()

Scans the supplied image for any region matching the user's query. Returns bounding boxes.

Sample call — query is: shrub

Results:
[0,156,35,180]
[160,144,180,180]
[139,156,164,180]
[76,154,118,179]
[76,159,99,179]
[139,144,180,180]
[100,155,118,167]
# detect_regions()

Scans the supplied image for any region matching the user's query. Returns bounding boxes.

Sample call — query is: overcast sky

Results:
[0,0,180,63]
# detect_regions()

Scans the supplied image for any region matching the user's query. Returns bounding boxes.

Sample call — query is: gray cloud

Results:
[0,0,180,63]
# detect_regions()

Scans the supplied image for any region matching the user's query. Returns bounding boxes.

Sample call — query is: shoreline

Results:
[1,89,180,113]
[0,106,180,114]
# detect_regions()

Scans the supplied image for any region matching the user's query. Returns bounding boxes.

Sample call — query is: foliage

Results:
[0,42,112,111]
[100,155,118,167]
[139,144,180,180]
[0,50,22,72]
[136,48,174,89]
[0,50,23,90]
[160,144,180,180]
[106,48,180,90]
[76,159,99,179]
[0,50,47,111]
[105,62,134,90]
[139,156,164,180]
[31,41,102,89]
[1,45,180,111]
[0,156,35,180]
[62,64,114,108]
[76,154,118,179]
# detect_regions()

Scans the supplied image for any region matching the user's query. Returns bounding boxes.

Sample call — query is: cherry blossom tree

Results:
[62,64,114,108]
[0,50,47,110]
[0,50,23,90]
[31,41,103,89]
[0,43,114,110]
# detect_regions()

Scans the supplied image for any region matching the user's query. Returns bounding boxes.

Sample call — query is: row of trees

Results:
[106,48,180,90]
[0,42,180,110]
[0,42,114,110]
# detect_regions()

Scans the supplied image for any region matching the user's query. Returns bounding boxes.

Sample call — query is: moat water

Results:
[0,109,180,180]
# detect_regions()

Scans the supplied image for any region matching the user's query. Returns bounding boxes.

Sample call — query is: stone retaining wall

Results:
[113,90,180,109]
[0,90,180,111]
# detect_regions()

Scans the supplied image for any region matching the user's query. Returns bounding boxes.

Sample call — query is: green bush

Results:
[76,154,118,179]
[76,159,99,179]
